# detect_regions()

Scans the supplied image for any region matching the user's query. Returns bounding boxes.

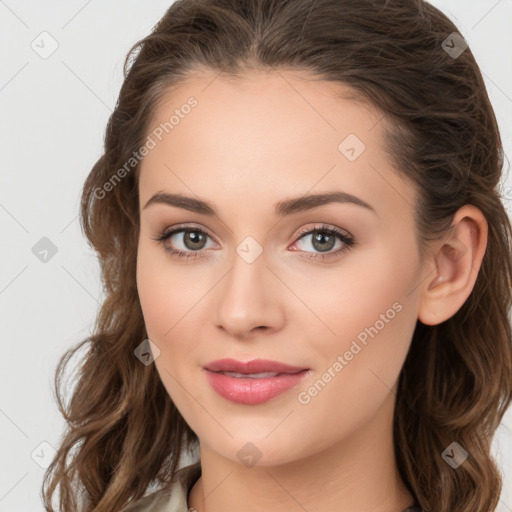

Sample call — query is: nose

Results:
[213,246,285,340]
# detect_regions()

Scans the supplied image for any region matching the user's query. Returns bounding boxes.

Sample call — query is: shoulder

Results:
[122,462,202,512]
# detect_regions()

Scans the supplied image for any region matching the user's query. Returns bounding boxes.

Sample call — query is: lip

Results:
[203,358,310,405]
[203,358,308,374]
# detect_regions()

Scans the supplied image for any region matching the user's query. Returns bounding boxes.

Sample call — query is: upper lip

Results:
[204,358,308,374]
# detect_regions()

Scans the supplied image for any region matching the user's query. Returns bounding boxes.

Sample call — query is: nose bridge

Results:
[214,235,282,335]
[222,236,268,311]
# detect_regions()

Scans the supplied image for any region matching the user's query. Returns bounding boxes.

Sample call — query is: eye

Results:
[290,223,355,261]
[151,224,217,260]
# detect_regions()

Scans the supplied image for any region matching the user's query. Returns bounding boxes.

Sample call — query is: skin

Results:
[136,69,488,512]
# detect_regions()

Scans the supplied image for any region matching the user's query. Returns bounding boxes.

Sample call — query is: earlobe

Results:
[418,205,488,326]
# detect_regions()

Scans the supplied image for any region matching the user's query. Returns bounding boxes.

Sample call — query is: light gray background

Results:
[1,1,511,510]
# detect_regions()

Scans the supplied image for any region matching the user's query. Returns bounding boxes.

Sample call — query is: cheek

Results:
[136,241,204,338]
[301,239,420,400]
[135,241,213,411]
[136,245,198,408]
[294,270,418,446]
[290,240,419,348]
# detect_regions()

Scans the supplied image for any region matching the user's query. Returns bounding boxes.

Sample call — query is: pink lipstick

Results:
[203,358,310,405]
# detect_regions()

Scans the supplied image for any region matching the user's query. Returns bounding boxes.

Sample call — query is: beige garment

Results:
[122,462,201,512]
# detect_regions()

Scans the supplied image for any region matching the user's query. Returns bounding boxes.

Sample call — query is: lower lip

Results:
[204,369,310,405]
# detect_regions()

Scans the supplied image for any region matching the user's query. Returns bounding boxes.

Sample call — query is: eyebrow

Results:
[142,190,377,217]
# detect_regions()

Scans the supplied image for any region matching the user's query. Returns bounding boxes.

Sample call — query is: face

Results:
[136,69,426,465]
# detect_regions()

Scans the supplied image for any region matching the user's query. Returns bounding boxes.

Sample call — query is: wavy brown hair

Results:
[42,0,512,510]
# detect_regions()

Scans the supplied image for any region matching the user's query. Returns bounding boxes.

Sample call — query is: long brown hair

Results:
[42,1,512,510]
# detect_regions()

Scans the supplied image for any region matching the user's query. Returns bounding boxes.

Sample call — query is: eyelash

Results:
[151,223,355,262]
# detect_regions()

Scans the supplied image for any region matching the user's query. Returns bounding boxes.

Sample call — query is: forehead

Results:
[147,68,382,149]
[138,69,414,222]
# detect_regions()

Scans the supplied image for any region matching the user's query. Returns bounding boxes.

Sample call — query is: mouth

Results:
[203,358,310,405]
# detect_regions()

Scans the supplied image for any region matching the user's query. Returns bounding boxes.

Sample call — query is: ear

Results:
[418,205,488,326]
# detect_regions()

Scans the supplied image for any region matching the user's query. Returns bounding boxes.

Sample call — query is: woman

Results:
[42,0,512,511]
